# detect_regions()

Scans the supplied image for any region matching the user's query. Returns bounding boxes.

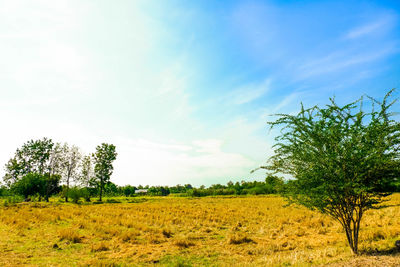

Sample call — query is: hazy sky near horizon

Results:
[1,0,400,186]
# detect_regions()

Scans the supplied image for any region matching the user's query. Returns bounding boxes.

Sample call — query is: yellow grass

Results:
[0,195,399,266]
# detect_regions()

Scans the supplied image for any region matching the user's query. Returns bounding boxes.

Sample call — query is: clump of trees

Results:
[185,176,283,197]
[262,89,400,254]
[2,138,117,202]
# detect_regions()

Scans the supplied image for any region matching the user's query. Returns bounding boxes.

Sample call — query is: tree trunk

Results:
[341,209,363,255]
[65,175,70,202]
[99,179,103,202]
[45,185,49,202]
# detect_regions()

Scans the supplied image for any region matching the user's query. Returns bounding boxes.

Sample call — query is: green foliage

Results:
[183,177,284,197]
[148,186,170,196]
[67,186,82,204]
[80,187,92,202]
[11,173,47,199]
[10,173,61,201]
[4,138,54,186]
[44,174,62,202]
[0,185,9,197]
[104,181,119,196]
[262,89,400,254]
[120,185,136,196]
[93,143,117,201]
[61,186,92,204]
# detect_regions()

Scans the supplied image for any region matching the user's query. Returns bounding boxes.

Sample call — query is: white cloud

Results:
[112,137,255,186]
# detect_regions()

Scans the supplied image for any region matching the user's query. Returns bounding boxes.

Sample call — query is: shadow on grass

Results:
[360,247,400,256]
[127,198,148,204]
[372,203,400,209]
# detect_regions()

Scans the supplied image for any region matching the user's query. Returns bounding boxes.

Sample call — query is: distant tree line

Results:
[0,138,284,201]
[96,175,284,197]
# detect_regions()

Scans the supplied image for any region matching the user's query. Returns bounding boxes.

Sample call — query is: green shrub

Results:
[68,187,83,204]
[11,173,47,200]
[80,188,91,202]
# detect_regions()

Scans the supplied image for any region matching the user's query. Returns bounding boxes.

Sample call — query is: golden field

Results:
[0,195,400,266]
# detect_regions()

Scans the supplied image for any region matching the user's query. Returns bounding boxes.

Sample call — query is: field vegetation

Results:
[1,195,400,266]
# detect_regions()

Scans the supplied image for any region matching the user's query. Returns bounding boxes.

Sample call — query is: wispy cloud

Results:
[229,79,271,105]
[273,91,303,112]
[344,18,393,40]
[297,45,396,79]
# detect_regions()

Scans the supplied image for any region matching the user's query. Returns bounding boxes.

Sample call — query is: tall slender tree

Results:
[93,143,117,201]
[62,144,82,202]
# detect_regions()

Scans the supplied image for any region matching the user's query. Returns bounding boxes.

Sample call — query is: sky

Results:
[1,0,400,186]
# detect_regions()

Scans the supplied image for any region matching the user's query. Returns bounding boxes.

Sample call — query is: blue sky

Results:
[0,0,399,186]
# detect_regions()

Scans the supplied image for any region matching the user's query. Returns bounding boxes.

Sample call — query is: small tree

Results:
[78,155,96,201]
[93,143,117,201]
[261,89,400,254]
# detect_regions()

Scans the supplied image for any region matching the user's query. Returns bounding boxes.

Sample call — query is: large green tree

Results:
[4,137,54,185]
[11,173,61,201]
[3,138,64,201]
[93,143,117,201]
[262,89,400,254]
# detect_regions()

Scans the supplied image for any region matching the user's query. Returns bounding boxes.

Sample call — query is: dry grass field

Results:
[0,195,400,266]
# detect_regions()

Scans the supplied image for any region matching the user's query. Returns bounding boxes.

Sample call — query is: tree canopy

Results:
[4,138,54,186]
[262,89,400,254]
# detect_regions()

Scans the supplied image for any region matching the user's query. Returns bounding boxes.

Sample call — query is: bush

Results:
[11,173,47,200]
[80,188,91,202]
[67,187,83,204]
[60,187,93,204]
[0,186,9,197]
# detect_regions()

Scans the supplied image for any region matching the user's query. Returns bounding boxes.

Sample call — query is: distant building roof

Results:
[135,189,148,193]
